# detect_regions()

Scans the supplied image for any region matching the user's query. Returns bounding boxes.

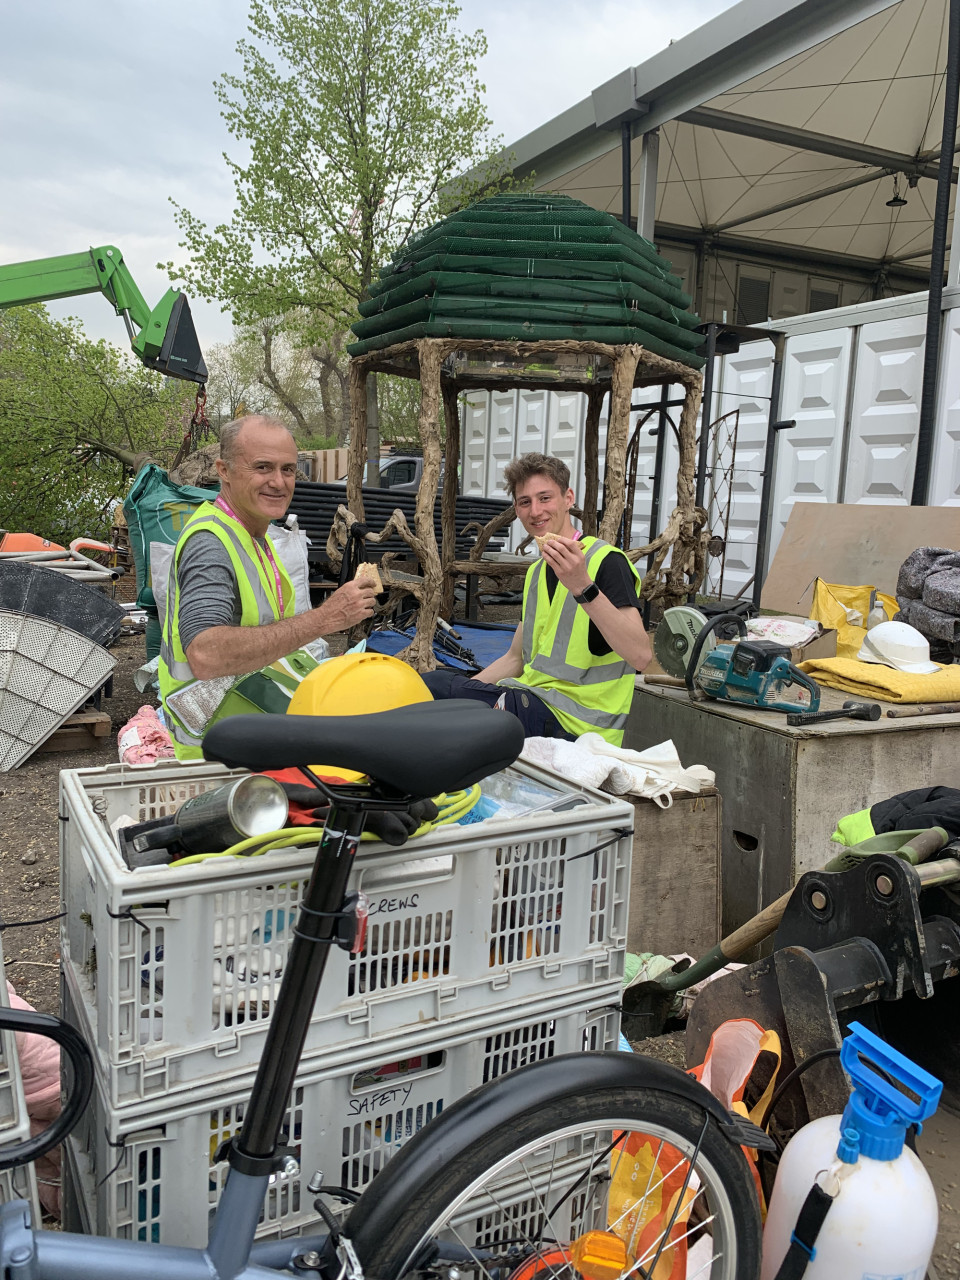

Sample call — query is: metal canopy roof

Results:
[501,0,953,278]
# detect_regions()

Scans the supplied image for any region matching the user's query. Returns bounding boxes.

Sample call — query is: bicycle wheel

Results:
[347,1082,762,1280]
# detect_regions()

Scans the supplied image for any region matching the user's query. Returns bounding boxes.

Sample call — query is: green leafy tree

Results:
[167,0,505,326]
[203,331,271,427]
[164,0,515,466]
[0,306,188,543]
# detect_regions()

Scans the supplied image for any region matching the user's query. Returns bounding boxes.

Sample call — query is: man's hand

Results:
[314,579,378,633]
[184,578,377,680]
[541,536,590,595]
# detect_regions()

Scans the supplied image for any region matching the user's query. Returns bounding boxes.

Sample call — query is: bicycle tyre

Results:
[346,1080,762,1280]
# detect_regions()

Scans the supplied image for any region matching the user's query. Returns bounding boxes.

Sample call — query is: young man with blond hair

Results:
[423,453,652,744]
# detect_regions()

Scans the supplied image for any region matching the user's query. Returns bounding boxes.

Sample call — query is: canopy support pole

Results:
[912,0,960,505]
[637,129,659,242]
[621,123,632,227]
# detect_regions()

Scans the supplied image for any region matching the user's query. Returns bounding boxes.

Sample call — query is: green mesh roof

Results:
[349,195,705,370]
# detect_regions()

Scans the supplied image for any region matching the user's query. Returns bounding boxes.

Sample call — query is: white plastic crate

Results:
[0,933,34,1147]
[61,992,619,1248]
[60,758,632,1107]
[0,1161,41,1227]
[0,932,43,1228]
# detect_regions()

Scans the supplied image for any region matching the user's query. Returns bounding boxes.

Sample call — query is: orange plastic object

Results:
[569,1231,629,1280]
[0,532,66,552]
[70,538,113,555]
[507,1248,573,1280]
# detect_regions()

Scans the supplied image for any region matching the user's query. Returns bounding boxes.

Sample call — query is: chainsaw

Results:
[654,608,820,714]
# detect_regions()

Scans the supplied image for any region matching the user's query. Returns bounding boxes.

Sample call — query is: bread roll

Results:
[529,532,583,552]
[354,562,383,592]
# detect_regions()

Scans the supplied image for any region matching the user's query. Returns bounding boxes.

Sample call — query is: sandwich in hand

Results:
[535,531,582,555]
[354,562,384,592]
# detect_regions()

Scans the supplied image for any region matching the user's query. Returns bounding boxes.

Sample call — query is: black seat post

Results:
[231,800,365,1164]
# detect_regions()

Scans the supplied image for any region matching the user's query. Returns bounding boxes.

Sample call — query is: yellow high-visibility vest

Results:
[158,502,294,759]
[499,537,640,745]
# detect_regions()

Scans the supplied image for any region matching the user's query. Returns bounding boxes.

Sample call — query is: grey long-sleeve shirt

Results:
[175,530,246,652]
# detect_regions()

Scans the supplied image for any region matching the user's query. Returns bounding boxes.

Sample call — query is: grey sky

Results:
[1,0,727,351]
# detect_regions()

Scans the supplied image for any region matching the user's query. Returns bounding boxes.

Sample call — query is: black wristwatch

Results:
[573,581,600,605]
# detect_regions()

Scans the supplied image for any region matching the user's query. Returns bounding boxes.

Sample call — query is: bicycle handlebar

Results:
[0,1007,93,1169]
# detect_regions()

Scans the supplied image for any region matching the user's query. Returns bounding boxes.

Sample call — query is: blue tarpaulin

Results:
[366,620,515,672]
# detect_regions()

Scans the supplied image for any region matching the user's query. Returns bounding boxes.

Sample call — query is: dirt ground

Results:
[3,618,960,1274]
[1,632,147,1013]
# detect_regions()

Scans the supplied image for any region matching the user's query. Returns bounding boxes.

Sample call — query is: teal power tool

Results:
[685,612,821,713]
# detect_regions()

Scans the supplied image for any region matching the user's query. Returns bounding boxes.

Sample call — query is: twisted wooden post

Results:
[394,340,445,669]
[347,360,368,520]
[440,384,461,619]
[599,345,641,543]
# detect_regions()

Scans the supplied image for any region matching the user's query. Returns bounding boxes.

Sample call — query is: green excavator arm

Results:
[0,245,207,384]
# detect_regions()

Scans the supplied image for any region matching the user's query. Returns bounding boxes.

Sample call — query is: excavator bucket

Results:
[142,292,207,384]
[685,852,960,1145]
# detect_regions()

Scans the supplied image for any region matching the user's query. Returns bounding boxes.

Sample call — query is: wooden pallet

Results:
[37,710,112,754]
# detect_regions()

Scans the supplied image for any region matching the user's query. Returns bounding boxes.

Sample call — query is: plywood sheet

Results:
[762,502,960,614]
[626,789,721,956]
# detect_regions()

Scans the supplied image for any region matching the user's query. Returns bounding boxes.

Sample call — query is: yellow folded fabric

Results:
[796,657,960,704]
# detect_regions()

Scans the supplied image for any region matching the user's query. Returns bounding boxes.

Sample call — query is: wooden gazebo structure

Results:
[336,338,704,669]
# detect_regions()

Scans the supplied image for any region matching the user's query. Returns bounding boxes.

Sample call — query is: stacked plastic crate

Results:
[0,933,43,1225]
[59,757,633,1246]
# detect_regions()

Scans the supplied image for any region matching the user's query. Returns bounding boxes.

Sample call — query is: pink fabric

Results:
[118,704,175,764]
[6,983,62,1216]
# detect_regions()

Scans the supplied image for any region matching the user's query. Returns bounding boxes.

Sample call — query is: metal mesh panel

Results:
[0,562,124,646]
[0,610,115,769]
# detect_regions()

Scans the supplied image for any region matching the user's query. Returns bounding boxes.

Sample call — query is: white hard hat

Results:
[857,620,939,674]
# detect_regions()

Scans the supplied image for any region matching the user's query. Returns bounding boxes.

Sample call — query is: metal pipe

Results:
[236,803,364,1158]
[694,324,718,509]
[914,857,960,888]
[912,0,960,505]
[752,332,789,609]
[709,169,889,235]
[646,384,669,568]
[621,121,632,227]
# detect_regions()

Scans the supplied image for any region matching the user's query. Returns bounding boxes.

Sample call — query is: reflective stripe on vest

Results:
[499,537,639,741]
[159,503,294,752]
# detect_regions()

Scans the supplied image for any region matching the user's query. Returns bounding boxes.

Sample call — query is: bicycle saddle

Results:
[202,700,525,797]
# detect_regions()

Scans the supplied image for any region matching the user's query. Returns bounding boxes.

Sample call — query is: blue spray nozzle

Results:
[837,1022,942,1163]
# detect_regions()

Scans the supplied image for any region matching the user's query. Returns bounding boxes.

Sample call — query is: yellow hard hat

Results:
[287,653,432,781]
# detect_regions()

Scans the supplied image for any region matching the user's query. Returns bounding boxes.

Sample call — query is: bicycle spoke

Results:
[637,1116,709,1279]
[362,1102,755,1280]
[546,1127,619,1224]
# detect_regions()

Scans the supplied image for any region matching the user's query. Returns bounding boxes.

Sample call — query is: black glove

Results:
[277,784,439,847]
[363,798,439,846]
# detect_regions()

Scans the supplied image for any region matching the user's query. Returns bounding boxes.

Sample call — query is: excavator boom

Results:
[0,246,207,384]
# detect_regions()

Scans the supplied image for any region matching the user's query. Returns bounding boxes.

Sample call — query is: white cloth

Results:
[746,615,821,647]
[520,734,714,807]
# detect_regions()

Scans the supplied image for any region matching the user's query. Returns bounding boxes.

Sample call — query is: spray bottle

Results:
[760,1022,941,1280]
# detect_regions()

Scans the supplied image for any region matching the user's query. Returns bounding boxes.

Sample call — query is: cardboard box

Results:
[747,615,838,664]
[788,627,837,664]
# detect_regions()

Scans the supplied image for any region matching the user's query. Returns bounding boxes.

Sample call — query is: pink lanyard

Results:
[214,495,285,617]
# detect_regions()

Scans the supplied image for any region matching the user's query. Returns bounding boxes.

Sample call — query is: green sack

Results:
[122,464,218,610]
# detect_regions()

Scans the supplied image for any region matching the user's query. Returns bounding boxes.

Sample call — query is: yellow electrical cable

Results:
[167,784,482,867]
